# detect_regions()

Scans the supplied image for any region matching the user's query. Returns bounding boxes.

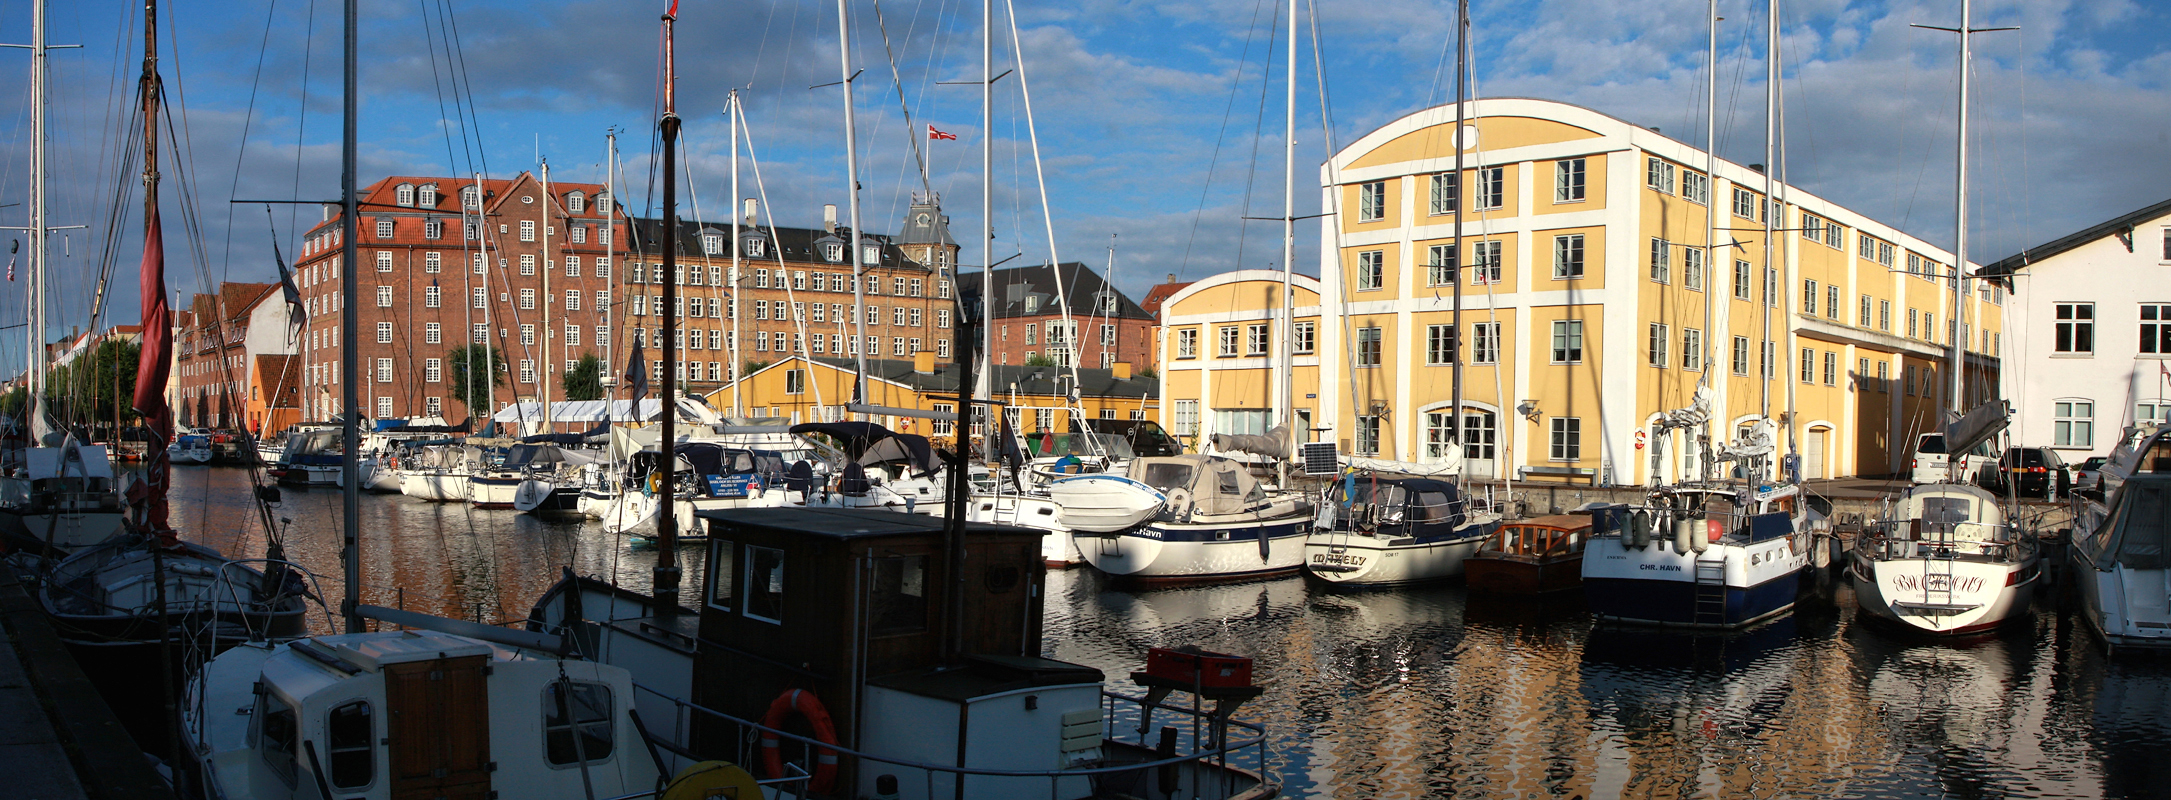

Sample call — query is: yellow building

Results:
[709,352,1159,448]
[1160,98,2002,483]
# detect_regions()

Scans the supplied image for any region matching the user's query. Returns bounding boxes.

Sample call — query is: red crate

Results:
[1144,647,1253,689]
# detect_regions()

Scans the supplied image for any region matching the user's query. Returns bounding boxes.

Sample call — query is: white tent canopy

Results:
[492,400,667,424]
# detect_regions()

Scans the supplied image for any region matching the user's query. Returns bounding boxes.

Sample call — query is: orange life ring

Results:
[760,688,839,793]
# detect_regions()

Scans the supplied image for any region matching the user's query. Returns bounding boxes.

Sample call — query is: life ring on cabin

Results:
[644,471,662,497]
[760,688,840,794]
[659,761,761,800]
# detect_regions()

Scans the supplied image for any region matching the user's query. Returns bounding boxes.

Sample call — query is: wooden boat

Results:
[1465,514,1592,595]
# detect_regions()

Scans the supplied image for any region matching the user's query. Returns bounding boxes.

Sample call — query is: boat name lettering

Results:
[1890,574,1984,594]
[1312,554,1367,567]
[1638,564,1682,571]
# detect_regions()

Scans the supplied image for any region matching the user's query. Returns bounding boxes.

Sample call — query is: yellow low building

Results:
[1161,98,2002,484]
[709,352,1159,448]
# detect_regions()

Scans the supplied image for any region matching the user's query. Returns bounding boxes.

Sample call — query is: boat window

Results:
[256,692,299,787]
[543,682,616,766]
[727,451,756,473]
[1138,463,1195,492]
[326,700,373,788]
[2114,483,2171,570]
[1218,468,1243,497]
[1920,497,1972,533]
[1415,491,1453,521]
[868,556,928,636]
[745,546,786,624]
[707,540,736,613]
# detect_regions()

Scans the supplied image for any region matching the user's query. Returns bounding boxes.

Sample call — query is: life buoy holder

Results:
[760,688,840,794]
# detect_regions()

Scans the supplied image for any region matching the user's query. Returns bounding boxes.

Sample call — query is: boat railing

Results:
[1857,519,2033,562]
[629,680,1273,800]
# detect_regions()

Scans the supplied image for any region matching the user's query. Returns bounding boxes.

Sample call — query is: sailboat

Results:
[1849,0,2038,636]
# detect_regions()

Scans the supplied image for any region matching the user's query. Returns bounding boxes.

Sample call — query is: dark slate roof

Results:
[1980,196,2171,279]
[895,194,957,248]
[802,356,1156,400]
[956,262,1153,322]
[625,216,927,273]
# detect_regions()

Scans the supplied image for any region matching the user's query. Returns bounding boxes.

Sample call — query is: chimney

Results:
[743,198,758,225]
[1112,361,1132,381]
[1749,163,1766,174]
[823,204,838,232]
[912,349,936,374]
[1166,273,1176,284]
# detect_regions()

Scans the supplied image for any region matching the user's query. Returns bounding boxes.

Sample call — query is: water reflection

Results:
[164,466,2171,798]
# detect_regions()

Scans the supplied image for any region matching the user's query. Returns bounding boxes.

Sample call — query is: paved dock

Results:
[0,566,175,800]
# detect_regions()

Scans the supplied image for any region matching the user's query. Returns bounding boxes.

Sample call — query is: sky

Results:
[0,0,2165,370]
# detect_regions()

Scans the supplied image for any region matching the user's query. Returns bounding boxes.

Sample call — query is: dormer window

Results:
[566,192,586,214]
[743,237,766,258]
[702,233,724,255]
[863,245,880,265]
[395,184,415,206]
[1025,296,1041,313]
[461,186,480,210]
[596,192,612,215]
[419,184,438,206]
[823,242,844,262]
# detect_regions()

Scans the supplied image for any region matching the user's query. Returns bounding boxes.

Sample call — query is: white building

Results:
[1985,197,2171,459]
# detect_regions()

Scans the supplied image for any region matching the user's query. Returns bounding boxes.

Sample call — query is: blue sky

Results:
[0,0,2166,367]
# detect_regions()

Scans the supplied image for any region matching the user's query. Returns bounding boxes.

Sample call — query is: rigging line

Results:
[286,0,321,272]
[1233,2,1281,276]
[737,104,828,410]
[867,0,933,201]
[1457,21,1515,497]
[1176,0,1277,282]
[441,0,495,183]
[1002,0,1094,434]
[214,0,288,304]
[1718,15,1755,160]
[423,0,477,180]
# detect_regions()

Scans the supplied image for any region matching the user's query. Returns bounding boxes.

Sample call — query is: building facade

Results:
[291,172,625,422]
[1161,98,2004,483]
[965,262,1156,371]
[709,352,1156,446]
[176,283,277,430]
[1984,197,2171,459]
[622,198,959,402]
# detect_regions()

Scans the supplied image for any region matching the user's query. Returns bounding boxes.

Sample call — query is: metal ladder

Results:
[1692,557,1728,626]
[1923,530,1956,607]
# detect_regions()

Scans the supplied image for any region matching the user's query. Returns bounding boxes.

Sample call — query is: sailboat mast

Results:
[339,0,362,634]
[977,0,992,453]
[654,5,683,614]
[540,159,553,432]
[838,0,869,405]
[1947,0,1971,414]
[1759,0,1776,437]
[729,92,744,416]
[24,0,46,439]
[1702,0,1717,481]
[1278,0,1297,485]
[1450,0,1467,455]
[472,171,492,422]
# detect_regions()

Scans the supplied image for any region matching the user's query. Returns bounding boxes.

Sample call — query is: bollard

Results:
[1157,726,1178,796]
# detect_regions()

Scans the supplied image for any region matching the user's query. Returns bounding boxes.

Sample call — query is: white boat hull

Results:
[1047,474,1165,533]
[1301,530,1487,586]
[1077,516,1310,582]
[1850,552,2037,635]
[468,476,523,508]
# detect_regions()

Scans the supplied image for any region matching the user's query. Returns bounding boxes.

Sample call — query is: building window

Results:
[1294,321,1316,354]
[1681,328,1702,371]
[1356,326,1383,367]
[519,254,536,276]
[1907,308,1920,338]
[424,286,441,308]
[1684,247,1704,291]
[2137,401,2171,427]
[424,219,444,240]
[1765,268,1778,307]
[1646,157,1676,194]
[1800,347,1816,383]
[519,220,536,242]
[1555,158,1585,203]
[1430,172,1458,215]
[1470,241,1502,284]
[1174,400,1200,437]
[1648,323,1669,368]
[1551,319,1583,364]
[425,322,441,344]
[1827,286,1841,320]
[1859,295,1871,327]
[1554,234,1584,279]
[461,185,480,209]
[1100,323,1115,345]
[1879,300,1892,331]
[1475,167,1504,210]
[1549,417,1582,461]
[1649,238,1671,284]
[1732,336,1750,376]
[1217,325,1240,357]
[376,321,393,344]
[564,290,580,312]
[1246,324,1269,356]
[784,369,806,395]
[1823,351,1839,385]
[520,324,536,346]
[425,358,442,382]
[1428,244,1457,286]
[375,219,394,238]
[564,325,580,347]
[1356,250,1385,291]
[1177,329,1198,358]
[424,251,441,273]
[1470,322,1499,364]
[376,358,393,383]
[1733,260,1752,300]
[2141,304,2171,354]
[1682,172,1708,205]
[1426,324,1456,365]
[1359,181,1386,221]
[395,184,416,206]
[374,251,393,272]
[520,289,536,310]
[1352,416,1382,456]
[2054,400,2094,447]
[376,396,393,418]
[376,286,392,307]
[1802,279,1818,314]
[1732,187,1756,219]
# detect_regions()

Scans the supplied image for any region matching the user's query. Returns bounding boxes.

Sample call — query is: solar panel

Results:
[1300,442,1339,476]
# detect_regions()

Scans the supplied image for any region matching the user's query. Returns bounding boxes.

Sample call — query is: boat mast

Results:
[135,0,175,544]
[604,130,617,459]
[728,90,743,416]
[1277,0,1299,485]
[977,0,992,458]
[1946,0,1972,417]
[1701,0,1718,482]
[838,0,869,406]
[540,158,553,433]
[654,4,683,615]
[340,0,362,633]
[1450,0,1467,463]
[24,0,47,441]
[1759,0,1777,484]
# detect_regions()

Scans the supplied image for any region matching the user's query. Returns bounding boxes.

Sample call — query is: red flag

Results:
[927,124,958,141]
[132,204,176,546]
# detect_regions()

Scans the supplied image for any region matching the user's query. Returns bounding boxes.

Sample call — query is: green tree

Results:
[562,352,604,401]
[741,359,772,376]
[0,386,24,419]
[1133,366,1158,382]
[1024,353,1057,367]
[47,339,142,430]
[446,344,508,414]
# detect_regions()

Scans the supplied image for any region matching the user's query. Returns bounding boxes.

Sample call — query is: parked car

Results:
[1910,433,1998,485]
[1982,446,2072,500]
[2072,455,2109,497]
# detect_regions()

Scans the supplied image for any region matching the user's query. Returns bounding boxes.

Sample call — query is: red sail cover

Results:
[132,206,175,546]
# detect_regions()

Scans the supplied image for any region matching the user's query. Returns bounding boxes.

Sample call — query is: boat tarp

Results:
[1209,426,1292,459]
[2084,477,2171,570]
[502,444,599,471]
[1126,453,1265,516]
[494,400,664,424]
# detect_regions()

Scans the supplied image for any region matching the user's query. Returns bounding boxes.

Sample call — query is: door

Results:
[1806,428,1828,481]
[386,656,492,800]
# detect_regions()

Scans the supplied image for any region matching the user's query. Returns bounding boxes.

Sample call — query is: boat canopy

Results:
[1210,425,1291,459]
[502,444,598,471]
[2080,475,2171,570]
[790,421,938,476]
[22,443,116,481]
[1126,454,1266,516]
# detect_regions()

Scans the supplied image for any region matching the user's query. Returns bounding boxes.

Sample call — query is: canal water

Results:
[172,466,2171,799]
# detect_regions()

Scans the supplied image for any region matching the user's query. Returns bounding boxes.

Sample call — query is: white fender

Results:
[1675,515,1696,553]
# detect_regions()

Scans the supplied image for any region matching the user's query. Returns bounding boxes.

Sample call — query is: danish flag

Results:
[927,124,958,141]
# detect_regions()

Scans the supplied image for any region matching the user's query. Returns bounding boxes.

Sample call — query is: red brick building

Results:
[175,283,277,430]
[1138,275,1194,373]
[291,172,626,421]
[965,263,1155,371]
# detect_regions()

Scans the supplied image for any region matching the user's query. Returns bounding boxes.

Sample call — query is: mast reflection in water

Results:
[174,467,2171,797]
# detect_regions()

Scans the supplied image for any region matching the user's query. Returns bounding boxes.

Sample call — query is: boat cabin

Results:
[1319,476,1470,540]
[1466,515,1594,595]
[692,507,1111,798]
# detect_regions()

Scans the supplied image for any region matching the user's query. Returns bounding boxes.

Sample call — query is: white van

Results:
[1909,432,1996,485]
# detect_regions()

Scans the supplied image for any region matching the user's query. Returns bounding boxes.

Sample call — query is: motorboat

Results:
[173,432,214,464]
[1046,473,1165,532]
[182,608,659,800]
[1074,454,1312,583]
[2070,425,2171,652]
[0,438,127,555]
[527,507,1280,800]
[1583,483,1822,629]
[1301,473,1502,587]
[269,424,343,486]
[1849,482,2038,635]
[393,443,470,502]
[1465,514,1594,595]
[599,442,794,541]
